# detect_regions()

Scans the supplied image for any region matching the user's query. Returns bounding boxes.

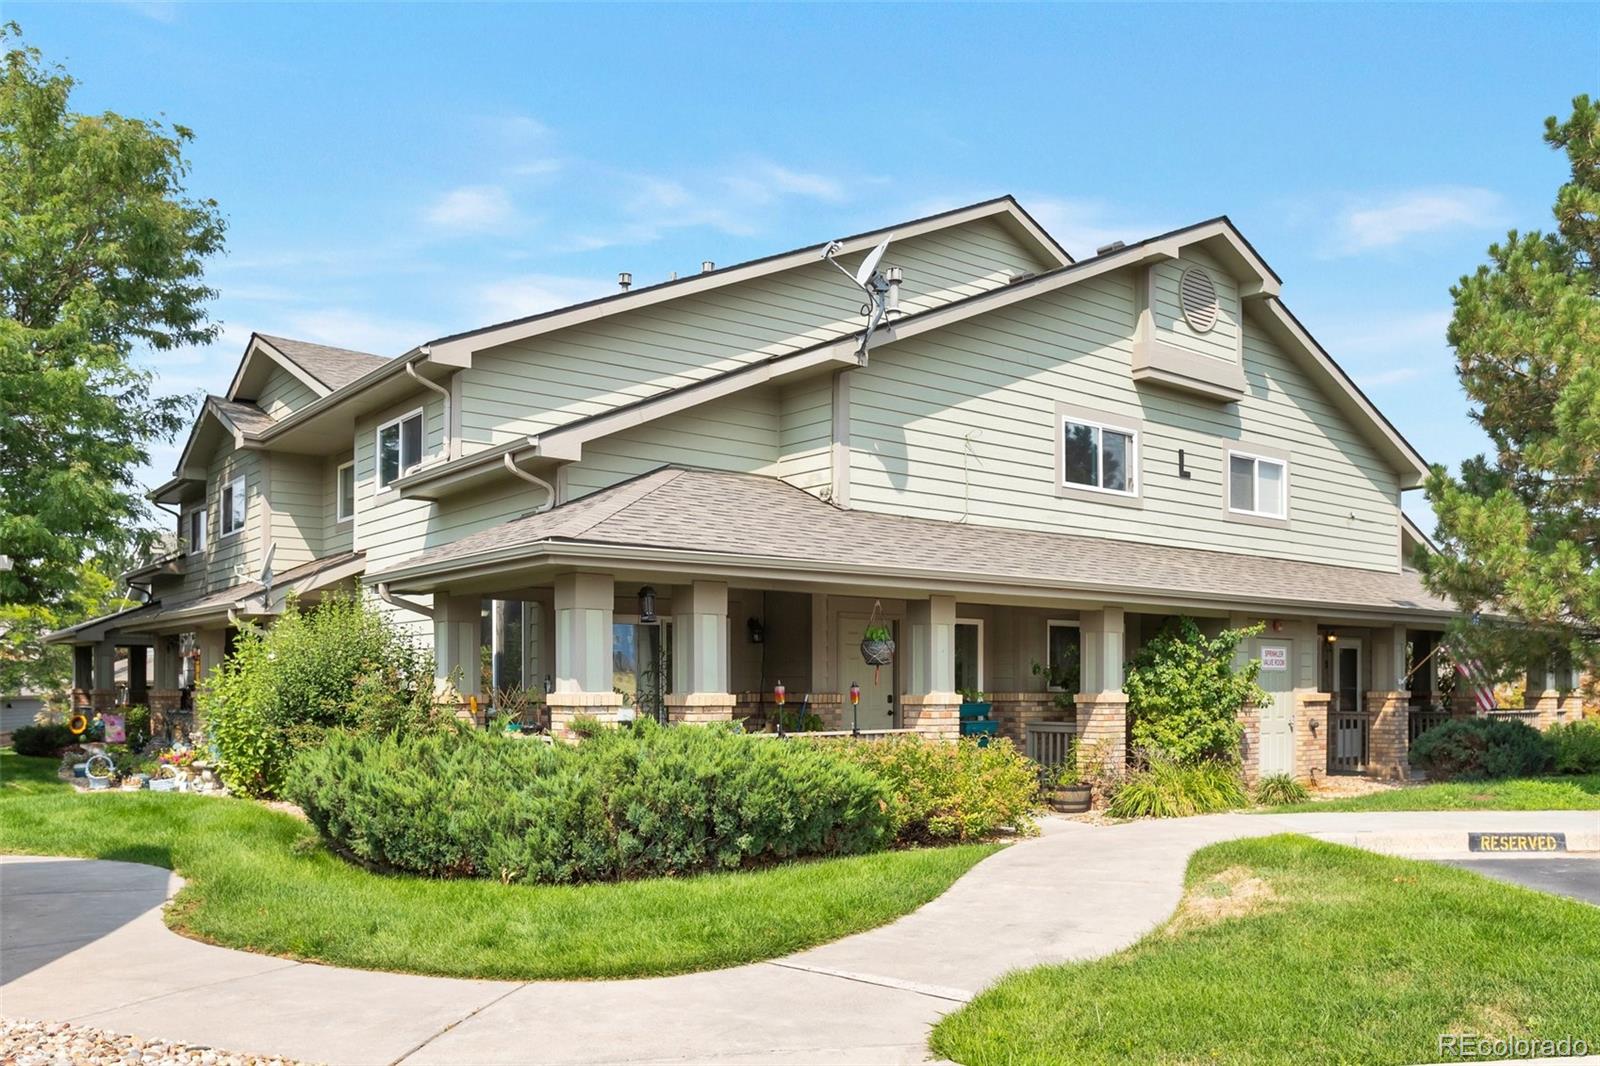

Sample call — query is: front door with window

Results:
[1330,638,1367,771]
[1252,638,1295,778]
[837,615,895,730]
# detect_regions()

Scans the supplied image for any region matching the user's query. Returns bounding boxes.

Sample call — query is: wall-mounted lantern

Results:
[637,586,657,624]
[747,617,765,644]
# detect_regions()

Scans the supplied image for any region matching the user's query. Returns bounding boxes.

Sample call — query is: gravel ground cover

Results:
[0,1018,311,1066]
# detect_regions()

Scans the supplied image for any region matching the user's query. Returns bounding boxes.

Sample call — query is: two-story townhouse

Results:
[48,196,1590,781]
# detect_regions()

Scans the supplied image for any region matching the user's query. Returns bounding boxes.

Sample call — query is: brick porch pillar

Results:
[1367,691,1411,779]
[1294,694,1330,783]
[665,693,737,725]
[1076,607,1128,775]
[901,694,960,740]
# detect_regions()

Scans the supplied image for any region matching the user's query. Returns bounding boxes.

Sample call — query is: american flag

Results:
[1454,656,1498,713]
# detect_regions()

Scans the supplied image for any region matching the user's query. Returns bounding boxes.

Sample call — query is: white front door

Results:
[837,615,896,730]
[1253,637,1295,778]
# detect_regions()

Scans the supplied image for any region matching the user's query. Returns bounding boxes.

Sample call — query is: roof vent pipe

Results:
[1095,240,1126,256]
[618,272,632,291]
[885,266,903,316]
[701,260,715,274]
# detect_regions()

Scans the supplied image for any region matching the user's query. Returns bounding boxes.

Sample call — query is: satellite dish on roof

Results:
[823,235,897,363]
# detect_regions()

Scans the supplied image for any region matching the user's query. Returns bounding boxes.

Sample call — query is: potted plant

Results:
[958,688,991,716]
[1040,754,1092,813]
[860,622,895,667]
[84,753,116,791]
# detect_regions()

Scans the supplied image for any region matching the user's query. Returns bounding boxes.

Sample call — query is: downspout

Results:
[405,359,454,460]
[377,582,436,620]
[502,453,555,511]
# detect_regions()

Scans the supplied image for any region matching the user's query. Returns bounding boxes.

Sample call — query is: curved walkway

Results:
[3,810,1596,1065]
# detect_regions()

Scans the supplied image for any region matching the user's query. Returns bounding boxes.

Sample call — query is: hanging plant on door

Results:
[859,602,895,684]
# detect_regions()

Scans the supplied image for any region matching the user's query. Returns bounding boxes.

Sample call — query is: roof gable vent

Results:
[1179,266,1220,333]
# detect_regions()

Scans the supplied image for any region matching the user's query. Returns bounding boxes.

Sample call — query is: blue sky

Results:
[11,3,1598,529]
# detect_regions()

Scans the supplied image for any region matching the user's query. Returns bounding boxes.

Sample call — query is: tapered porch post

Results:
[1076,607,1127,774]
[433,594,482,722]
[666,580,734,724]
[91,641,117,712]
[902,594,959,740]
[549,572,621,739]
[1367,624,1411,779]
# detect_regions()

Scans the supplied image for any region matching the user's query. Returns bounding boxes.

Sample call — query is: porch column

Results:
[1525,658,1562,729]
[1366,625,1411,780]
[91,641,117,712]
[149,637,183,733]
[549,572,622,739]
[666,580,734,725]
[1075,607,1127,774]
[433,594,482,723]
[127,645,149,707]
[902,594,959,740]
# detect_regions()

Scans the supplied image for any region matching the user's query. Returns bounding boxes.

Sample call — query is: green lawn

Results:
[0,750,996,979]
[932,835,1600,1066]
[1264,773,1600,813]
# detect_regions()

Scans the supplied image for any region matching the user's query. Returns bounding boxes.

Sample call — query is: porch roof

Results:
[372,467,1458,622]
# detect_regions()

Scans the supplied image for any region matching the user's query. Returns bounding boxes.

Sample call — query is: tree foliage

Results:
[0,22,223,609]
[0,555,133,698]
[1422,95,1600,677]
[1124,619,1266,765]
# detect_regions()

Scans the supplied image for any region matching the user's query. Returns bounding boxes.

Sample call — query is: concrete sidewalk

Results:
[2,809,1597,1065]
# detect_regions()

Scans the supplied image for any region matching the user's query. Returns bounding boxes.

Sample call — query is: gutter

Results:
[406,358,455,460]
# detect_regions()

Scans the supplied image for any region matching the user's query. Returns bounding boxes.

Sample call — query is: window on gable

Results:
[1062,418,1135,494]
[221,476,246,536]
[377,410,424,488]
[337,462,355,522]
[1228,452,1287,518]
[186,508,206,553]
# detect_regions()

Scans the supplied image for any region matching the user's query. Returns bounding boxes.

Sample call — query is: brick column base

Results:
[1295,694,1331,783]
[989,693,1069,746]
[88,689,116,713]
[547,692,624,742]
[1527,690,1562,729]
[148,689,182,739]
[665,693,736,725]
[1367,690,1411,780]
[1075,693,1128,774]
[1238,701,1262,785]
[900,693,960,740]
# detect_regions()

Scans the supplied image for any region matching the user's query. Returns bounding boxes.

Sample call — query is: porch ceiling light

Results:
[638,586,657,624]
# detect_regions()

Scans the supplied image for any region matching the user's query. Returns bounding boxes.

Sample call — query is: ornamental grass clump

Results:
[822,736,1039,843]
[1106,754,1249,819]
[291,720,892,884]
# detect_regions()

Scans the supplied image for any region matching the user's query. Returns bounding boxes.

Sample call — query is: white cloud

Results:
[473,274,614,323]
[1328,187,1504,255]
[423,185,517,232]
[723,162,847,206]
[1357,366,1425,387]
[1320,309,1452,356]
[277,309,439,357]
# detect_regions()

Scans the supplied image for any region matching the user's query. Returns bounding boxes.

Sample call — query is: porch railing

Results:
[1330,711,1370,773]
[1407,708,1451,745]
[1026,721,1077,767]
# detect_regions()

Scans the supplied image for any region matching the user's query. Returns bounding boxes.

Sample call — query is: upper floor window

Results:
[186,508,206,553]
[337,461,356,522]
[1228,451,1287,519]
[1062,416,1136,495]
[377,409,424,488]
[220,476,246,537]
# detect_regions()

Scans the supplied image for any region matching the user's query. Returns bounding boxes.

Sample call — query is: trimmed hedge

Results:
[10,723,77,757]
[821,736,1039,843]
[291,721,892,884]
[1548,720,1600,775]
[1408,717,1554,781]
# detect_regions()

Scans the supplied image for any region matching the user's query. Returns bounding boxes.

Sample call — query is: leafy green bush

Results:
[200,594,440,797]
[822,736,1038,843]
[1253,773,1310,806]
[10,722,76,757]
[1408,717,1555,781]
[291,720,892,884]
[1106,755,1249,818]
[1547,720,1600,774]
[1124,619,1266,765]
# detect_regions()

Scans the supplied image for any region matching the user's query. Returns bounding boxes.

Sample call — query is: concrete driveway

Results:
[3,809,1596,1065]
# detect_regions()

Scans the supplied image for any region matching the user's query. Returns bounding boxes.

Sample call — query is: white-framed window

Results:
[220,476,246,537]
[376,409,424,488]
[185,507,206,553]
[1228,450,1288,518]
[337,461,355,522]
[1045,620,1081,692]
[955,618,984,694]
[1061,416,1136,495]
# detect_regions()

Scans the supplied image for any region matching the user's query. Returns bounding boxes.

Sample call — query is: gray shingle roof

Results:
[258,334,389,391]
[377,467,1456,616]
[210,397,275,435]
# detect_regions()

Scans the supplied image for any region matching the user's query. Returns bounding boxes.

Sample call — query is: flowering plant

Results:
[159,748,197,769]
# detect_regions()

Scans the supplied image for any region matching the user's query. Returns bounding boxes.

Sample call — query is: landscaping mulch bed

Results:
[0,1017,312,1066]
